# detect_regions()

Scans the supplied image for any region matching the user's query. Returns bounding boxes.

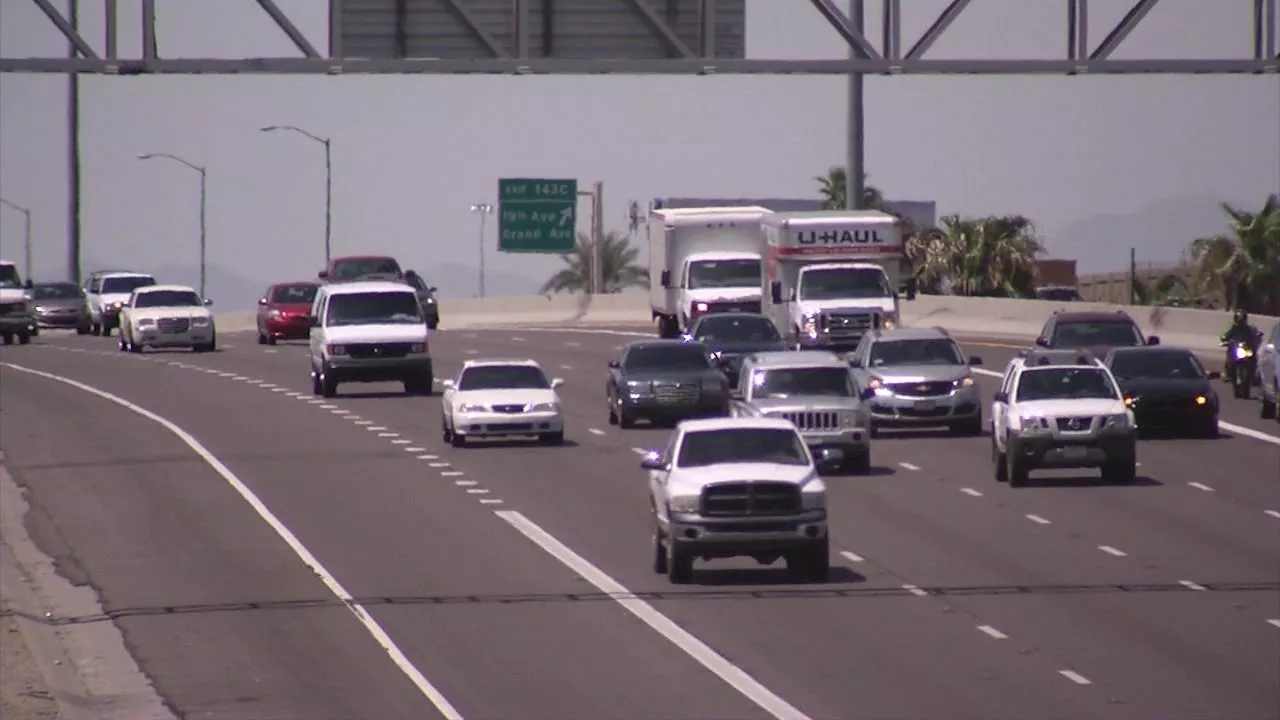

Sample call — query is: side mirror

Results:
[428,286,437,293]
[660,269,671,288]
[550,377,564,388]
[1207,370,1221,380]
[1034,337,1049,347]
[770,281,782,304]
[968,356,983,366]
[317,270,329,280]
[204,298,213,306]
[904,277,917,301]
[993,391,1008,403]
[440,379,455,389]
[815,447,845,470]
[24,279,33,289]
[1146,336,1161,346]
[640,452,665,471]
[607,359,620,369]
[308,316,320,328]
[859,387,875,401]
[848,357,862,368]
[258,297,268,306]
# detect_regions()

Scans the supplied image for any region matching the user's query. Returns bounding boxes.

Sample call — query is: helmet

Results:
[1234,309,1248,323]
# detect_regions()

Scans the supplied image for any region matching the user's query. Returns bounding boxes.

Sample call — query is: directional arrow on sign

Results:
[558,207,573,227]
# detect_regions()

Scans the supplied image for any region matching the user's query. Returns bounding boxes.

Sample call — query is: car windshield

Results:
[457,365,549,390]
[134,290,202,308]
[799,267,891,301]
[1109,351,1205,380]
[752,367,853,398]
[0,264,21,288]
[868,338,965,367]
[686,259,761,290]
[1036,287,1081,301]
[1015,367,1119,401]
[33,283,83,300]
[326,291,421,326]
[624,345,712,371]
[677,427,809,468]
[271,284,319,304]
[332,258,401,280]
[693,316,780,343]
[101,276,156,294]
[1053,321,1144,347]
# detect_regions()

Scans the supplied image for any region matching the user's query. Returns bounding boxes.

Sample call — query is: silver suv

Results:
[848,326,985,436]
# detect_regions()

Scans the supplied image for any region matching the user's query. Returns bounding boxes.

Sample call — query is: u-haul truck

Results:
[648,206,771,338]
[762,210,916,352]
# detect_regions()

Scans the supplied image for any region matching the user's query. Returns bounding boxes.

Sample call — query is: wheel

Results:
[90,322,101,336]
[319,365,338,398]
[868,423,881,440]
[1200,417,1219,438]
[1101,460,1137,485]
[1261,393,1276,420]
[441,416,454,443]
[17,332,31,345]
[265,335,276,346]
[1,333,12,345]
[787,537,830,583]
[843,450,871,475]
[652,529,668,574]
[450,430,466,448]
[666,541,694,584]
[257,332,266,345]
[75,325,89,335]
[102,324,112,337]
[1007,455,1029,488]
[618,404,637,430]
[538,430,565,445]
[951,417,984,436]
[992,438,1009,483]
[607,390,619,426]
[426,318,439,330]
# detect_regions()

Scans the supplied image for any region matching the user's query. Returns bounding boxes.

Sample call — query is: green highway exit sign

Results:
[498,178,578,253]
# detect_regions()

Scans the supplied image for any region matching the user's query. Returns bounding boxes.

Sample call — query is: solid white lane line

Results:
[959,487,983,497]
[902,584,928,597]
[441,471,464,477]
[1266,510,1280,519]
[495,510,812,720]
[897,462,921,471]
[1058,670,1092,685]
[839,551,865,563]
[1187,482,1215,492]
[588,428,606,436]
[0,363,465,719]
[1025,514,1051,525]
[1266,619,1280,629]
[1179,580,1208,591]
[977,625,1008,639]
[1098,545,1127,557]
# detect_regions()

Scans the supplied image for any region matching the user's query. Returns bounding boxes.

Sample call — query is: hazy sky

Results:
[2,0,1277,300]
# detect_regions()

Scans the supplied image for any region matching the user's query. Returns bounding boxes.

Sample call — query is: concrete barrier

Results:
[216,293,1277,353]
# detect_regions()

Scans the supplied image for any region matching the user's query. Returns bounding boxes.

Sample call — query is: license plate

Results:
[914,400,936,411]
[1060,446,1088,459]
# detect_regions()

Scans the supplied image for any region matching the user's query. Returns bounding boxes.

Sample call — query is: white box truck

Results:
[648,206,771,338]
[762,210,916,352]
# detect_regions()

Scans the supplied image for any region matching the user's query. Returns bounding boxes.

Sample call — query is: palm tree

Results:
[1187,194,1280,313]
[908,214,1045,297]
[815,166,886,210]
[540,230,649,295]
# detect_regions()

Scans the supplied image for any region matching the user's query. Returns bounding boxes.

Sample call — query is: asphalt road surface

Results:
[1,324,1277,720]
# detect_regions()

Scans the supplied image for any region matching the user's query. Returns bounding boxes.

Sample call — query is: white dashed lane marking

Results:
[405,447,426,452]
[366,426,387,432]
[897,462,920,471]
[479,498,504,504]
[417,454,438,460]
[428,462,449,468]
[390,439,411,445]
[1266,619,1280,629]
[1097,545,1127,557]
[378,432,399,438]
[454,480,478,487]
[587,428,606,436]
[466,488,490,494]
[1058,670,1092,685]
[1025,514,1051,525]
[1178,580,1208,591]
[959,487,983,497]
[441,471,464,477]
[902,584,928,597]
[355,420,373,426]
[559,364,574,370]
[319,404,338,409]
[976,625,1008,640]
[631,447,648,455]
[1188,482,1215,492]
[839,551,864,563]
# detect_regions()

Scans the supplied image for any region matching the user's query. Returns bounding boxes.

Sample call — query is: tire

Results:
[951,417,984,436]
[666,541,694,584]
[90,322,101,336]
[404,375,433,395]
[17,332,31,346]
[450,430,466,448]
[441,416,453,443]
[75,325,89,336]
[607,390,619,426]
[426,318,439,330]
[257,332,266,345]
[787,537,830,583]
[652,529,668,574]
[843,450,871,475]
[102,324,112,337]
[0,333,11,345]
[1261,392,1276,420]
[618,405,637,429]
[539,431,565,445]
[320,365,338,398]
[311,367,323,396]
[1007,454,1028,488]
[1201,418,1219,438]
[1101,460,1137,485]
[266,335,276,346]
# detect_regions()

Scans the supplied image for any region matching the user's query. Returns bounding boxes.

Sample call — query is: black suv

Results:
[1034,310,1159,357]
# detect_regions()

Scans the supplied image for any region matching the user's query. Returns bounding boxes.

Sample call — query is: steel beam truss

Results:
[3,0,1277,75]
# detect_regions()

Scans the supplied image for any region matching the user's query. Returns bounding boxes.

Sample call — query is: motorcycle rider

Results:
[1220,309,1260,383]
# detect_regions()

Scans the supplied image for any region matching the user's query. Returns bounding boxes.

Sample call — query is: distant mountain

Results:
[1049,196,1235,274]
[417,262,539,300]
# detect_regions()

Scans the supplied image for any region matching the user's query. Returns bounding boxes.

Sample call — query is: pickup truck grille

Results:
[347,342,412,359]
[700,482,802,517]
[775,410,840,431]
[887,381,953,397]
[822,312,880,340]
[1055,416,1095,432]
[702,300,761,315]
[157,318,190,334]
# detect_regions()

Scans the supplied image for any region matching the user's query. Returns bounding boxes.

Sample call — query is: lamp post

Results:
[260,125,333,266]
[470,203,494,298]
[138,152,207,298]
[0,198,32,281]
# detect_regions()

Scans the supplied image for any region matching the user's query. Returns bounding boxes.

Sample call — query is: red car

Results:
[256,281,320,345]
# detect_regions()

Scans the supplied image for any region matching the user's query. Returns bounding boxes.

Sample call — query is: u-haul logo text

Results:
[796,229,885,245]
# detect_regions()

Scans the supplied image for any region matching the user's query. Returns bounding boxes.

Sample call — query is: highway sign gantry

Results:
[498,178,577,253]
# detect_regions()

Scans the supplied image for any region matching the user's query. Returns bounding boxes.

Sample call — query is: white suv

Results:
[308,281,433,398]
[991,349,1137,487]
[644,416,829,584]
[85,271,157,336]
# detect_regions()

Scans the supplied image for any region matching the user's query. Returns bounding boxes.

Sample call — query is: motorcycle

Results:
[1223,340,1257,399]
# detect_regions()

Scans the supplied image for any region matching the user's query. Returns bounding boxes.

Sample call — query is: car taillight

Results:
[326,344,345,355]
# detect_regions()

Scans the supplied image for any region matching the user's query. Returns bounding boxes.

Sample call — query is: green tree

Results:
[539,231,649,295]
[1188,194,1280,313]
[815,166,886,210]
[908,214,1045,297]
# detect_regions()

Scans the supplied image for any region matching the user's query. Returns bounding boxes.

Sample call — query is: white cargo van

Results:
[648,206,770,338]
[762,210,916,352]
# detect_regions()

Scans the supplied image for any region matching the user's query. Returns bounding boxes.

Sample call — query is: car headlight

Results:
[1123,395,1137,407]
[33,305,45,313]
[109,301,122,309]
[667,494,700,514]
[801,478,827,509]
[409,343,426,354]
[694,302,708,313]
[1011,414,1051,433]
[954,375,975,389]
[269,309,282,318]
[458,403,488,413]
[528,401,559,412]
[802,313,818,335]
[626,380,654,395]
[882,316,897,329]
[1194,394,1209,406]
[426,297,436,304]
[137,318,156,327]
[1103,413,1130,430]
[192,317,210,326]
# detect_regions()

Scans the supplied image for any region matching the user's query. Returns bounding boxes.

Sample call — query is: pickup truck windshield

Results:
[135,290,202,308]
[686,259,760,290]
[326,291,422,326]
[625,345,711,370]
[101,276,156,294]
[694,315,780,343]
[677,427,808,467]
[0,264,20,288]
[869,338,965,367]
[1015,367,1118,402]
[458,365,549,390]
[752,367,853,398]
[799,267,891,301]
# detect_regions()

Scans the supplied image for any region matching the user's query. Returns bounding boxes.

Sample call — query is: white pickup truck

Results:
[0,259,35,345]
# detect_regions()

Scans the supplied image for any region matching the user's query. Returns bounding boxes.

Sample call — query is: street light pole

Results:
[138,152,208,298]
[470,203,494,298]
[260,125,333,266]
[0,199,32,281]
